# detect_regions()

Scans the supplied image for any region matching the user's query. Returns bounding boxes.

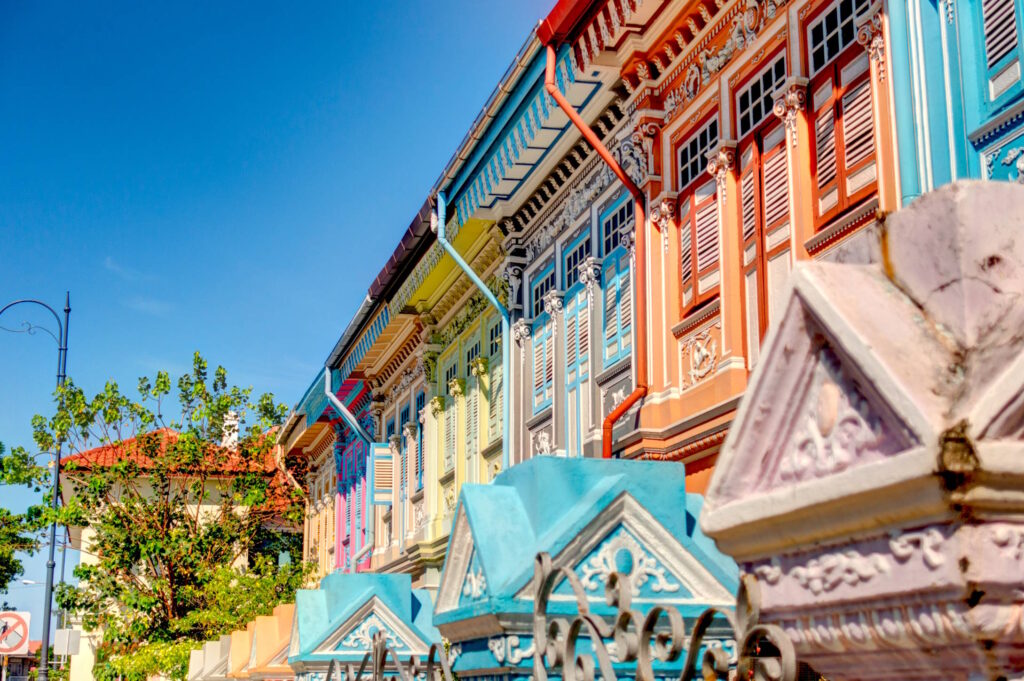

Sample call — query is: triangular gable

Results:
[707,265,936,509]
[518,493,733,606]
[436,509,475,613]
[312,596,429,656]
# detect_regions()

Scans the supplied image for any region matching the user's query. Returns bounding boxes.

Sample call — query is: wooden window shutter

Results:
[604,268,619,341]
[984,0,1019,69]
[619,260,632,336]
[579,299,590,360]
[762,147,789,228]
[371,443,393,506]
[695,199,720,271]
[741,170,757,242]
[680,219,694,284]
[566,305,578,367]
[815,106,838,191]
[841,79,874,171]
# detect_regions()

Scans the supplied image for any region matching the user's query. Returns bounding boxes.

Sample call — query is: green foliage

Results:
[28,352,309,681]
[0,440,51,594]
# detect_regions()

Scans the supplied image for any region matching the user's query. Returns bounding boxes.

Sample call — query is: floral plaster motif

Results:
[487,635,534,664]
[462,567,487,600]
[340,615,401,650]
[578,530,680,596]
[777,346,903,484]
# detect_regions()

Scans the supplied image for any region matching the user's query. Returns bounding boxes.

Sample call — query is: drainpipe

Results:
[322,368,376,571]
[432,193,512,472]
[542,42,651,459]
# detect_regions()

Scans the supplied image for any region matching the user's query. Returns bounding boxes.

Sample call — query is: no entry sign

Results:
[0,612,30,656]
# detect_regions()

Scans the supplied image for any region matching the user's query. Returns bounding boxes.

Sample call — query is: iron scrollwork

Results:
[322,635,456,681]
[531,552,797,681]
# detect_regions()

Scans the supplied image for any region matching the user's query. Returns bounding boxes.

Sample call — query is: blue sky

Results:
[0,0,550,638]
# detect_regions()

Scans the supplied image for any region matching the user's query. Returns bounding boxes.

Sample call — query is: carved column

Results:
[649,195,678,394]
[773,77,813,261]
[857,6,899,213]
[706,141,744,360]
[511,318,531,467]
[543,290,565,455]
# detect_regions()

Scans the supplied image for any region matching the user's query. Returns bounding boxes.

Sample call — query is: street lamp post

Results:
[0,294,70,681]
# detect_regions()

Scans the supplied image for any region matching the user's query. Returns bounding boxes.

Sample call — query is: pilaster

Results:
[706,141,743,360]
[857,6,899,213]
[773,77,812,261]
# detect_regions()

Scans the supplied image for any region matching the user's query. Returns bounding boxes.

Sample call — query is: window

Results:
[399,405,410,495]
[563,232,592,289]
[386,418,395,439]
[466,341,480,366]
[602,195,633,255]
[564,287,590,457]
[807,0,870,75]
[531,266,555,317]
[488,321,501,357]
[488,322,502,441]
[736,56,787,138]
[532,319,555,412]
[444,361,459,391]
[739,121,792,369]
[602,251,631,368]
[442,358,458,471]
[810,48,876,225]
[414,391,425,490]
[982,0,1022,99]
[677,118,718,189]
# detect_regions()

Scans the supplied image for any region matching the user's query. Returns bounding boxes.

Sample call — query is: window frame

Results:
[600,192,633,257]
[562,228,593,291]
[674,112,722,319]
[530,262,556,318]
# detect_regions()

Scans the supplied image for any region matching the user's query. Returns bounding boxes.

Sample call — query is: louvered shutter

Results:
[984,0,1019,69]
[695,199,719,271]
[467,378,478,452]
[579,299,590,363]
[741,171,757,242]
[544,328,554,398]
[533,334,545,393]
[604,271,618,342]
[444,401,455,470]
[762,147,789,228]
[841,79,874,170]
[618,262,632,338]
[488,362,502,440]
[566,303,578,368]
[680,222,693,284]
[371,443,393,506]
[815,107,838,191]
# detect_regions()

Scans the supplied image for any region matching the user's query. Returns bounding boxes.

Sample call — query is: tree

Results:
[27,353,310,681]
[0,440,51,603]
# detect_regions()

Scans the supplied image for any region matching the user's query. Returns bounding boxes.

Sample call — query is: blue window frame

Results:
[487,321,502,440]
[979,0,1023,105]
[532,314,554,413]
[602,251,632,368]
[531,264,555,317]
[414,391,425,490]
[488,321,501,357]
[563,231,592,290]
[466,341,480,365]
[601,195,633,256]
[399,405,410,496]
[386,418,395,439]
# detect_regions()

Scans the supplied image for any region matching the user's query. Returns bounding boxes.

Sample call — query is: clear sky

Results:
[0,0,551,638]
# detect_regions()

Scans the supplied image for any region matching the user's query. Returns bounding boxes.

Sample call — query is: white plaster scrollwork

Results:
[753,560,782,585]
[469,356,489,378]
[1001,148,1024,184]
[512,319,532,361]
[429,396,445,418]
[944,0,955,24]
[388,434,403,452]
[462,567,487,599]
[447,377,466,398]
[503,265,523,308]
[682,326,718,387]
[533,430,554,456]
[772,79,808,148]
[403,422,419,440]
[791,551,890,595]
[579,531,680,595]
[889,528,945,568]
[650,197,676,253]
[992,525,1024,560]
[413,499,426,530]
[443,486,455,514]
[340,615,400,650]
[542,291,563,332]
[856,10,886,81]
[706,145,736,203]
[488,635,535,665]
[630,121,660,180]
[578,256,603,306]
[610,386,628,410]
[779,346,898,483]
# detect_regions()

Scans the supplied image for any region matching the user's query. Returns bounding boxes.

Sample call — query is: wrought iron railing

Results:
[321,551,798,681]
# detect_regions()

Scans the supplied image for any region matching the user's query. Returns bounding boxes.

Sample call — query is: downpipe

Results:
[542,42,651,458]
[432,193,512,473]
[323,368,376,571]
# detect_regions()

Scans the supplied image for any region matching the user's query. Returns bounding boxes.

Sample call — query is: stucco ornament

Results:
[778,346,890,483]
[462,567,487,600]
[577,256,603,306]
[469,356,488,378]
[447,378,466,399]
[402,422,418,440]
[579,531,680,596]
[650,197,676,253]
[512,319,532,360]
[533,430,554,456]
[707,144,735,202]
[701,182,1024,681]
[1001,147,1024,184]
[429,396,445,418]
[340,615,401,650]
[855,9,885,80]
[683,326,718,387]
[487,635,534,664]
[772,79,808,147]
